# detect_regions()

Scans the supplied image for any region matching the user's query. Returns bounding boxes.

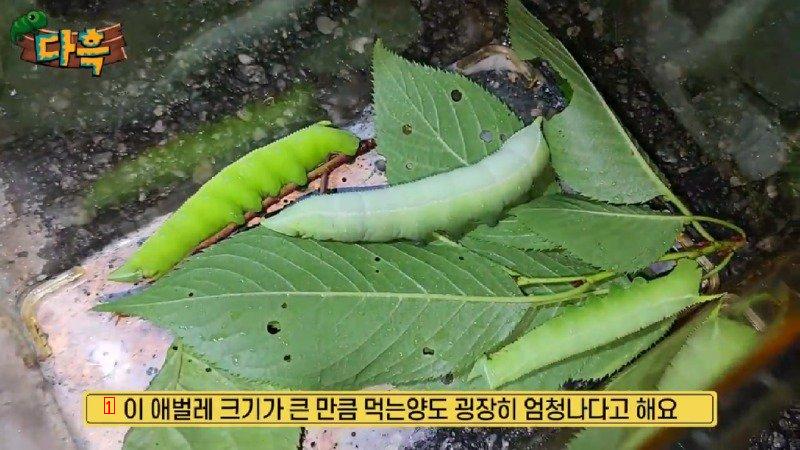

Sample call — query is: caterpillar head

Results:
[25,10,48,29]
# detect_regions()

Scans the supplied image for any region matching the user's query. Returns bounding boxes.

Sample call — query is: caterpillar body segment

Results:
[264,118,548,242]
[109,121,360,282]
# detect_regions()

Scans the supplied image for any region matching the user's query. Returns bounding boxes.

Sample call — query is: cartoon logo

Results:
[10,10,127,76]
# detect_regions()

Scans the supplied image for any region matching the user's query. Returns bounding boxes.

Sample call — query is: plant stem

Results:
[690,215,747,241]
[658,239,740,262]
[516,274,590,285]
[702,252,734,280]
[516,271,615,286]
[518,271,619,305]
[666,193,717,242]
[515,240,738,289]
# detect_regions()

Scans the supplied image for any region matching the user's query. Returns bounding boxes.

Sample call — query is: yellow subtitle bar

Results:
[85,391,716,427]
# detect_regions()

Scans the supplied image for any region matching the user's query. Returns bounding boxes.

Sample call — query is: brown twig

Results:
[317,155,335,194]
[676,233,719,292]
[193,138,376,253]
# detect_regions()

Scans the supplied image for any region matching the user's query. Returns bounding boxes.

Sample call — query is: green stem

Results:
[689,215,747,241]
[516,271,615,287]
[658,239,739,262]
[516,274,591,285]
[703,252,734,280]
[518,271,619,305]
[666,193,717,242]
[515,240,738,289]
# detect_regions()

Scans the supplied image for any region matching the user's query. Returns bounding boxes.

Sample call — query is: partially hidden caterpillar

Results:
[10,10,47,43]
[109,121,360,282]
[263,118,548,242]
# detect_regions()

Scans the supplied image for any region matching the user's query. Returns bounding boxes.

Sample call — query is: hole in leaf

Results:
[281,302,288,309]
[450,89,462,102]
[188,292,194,297]
[458,256,465,261]
[205,367,211,373]
[405,162,413,170]
[283,354,292,362]
[374,256,381,262]
[375,269,380,273]
[441,372,454,385]
[499,133,507,142]
[401,124,412,135]
[266,321,281,334]
[341,177,347,182]
[479,130,493,143]
[422,347,435,355]
[171,345,178,351]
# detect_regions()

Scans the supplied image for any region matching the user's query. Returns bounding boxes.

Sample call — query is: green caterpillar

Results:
[263,119,547,241]
[10,10,47,43]
[109,121,360,282]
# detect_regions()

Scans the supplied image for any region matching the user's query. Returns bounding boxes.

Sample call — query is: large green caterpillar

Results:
[109,121,360,281]
[263,119,547,241]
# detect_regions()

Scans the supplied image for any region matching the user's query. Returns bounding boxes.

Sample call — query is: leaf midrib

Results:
[520,207,688,222]
[103,290,527,309]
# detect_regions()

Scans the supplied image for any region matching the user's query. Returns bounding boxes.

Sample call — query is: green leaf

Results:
[459,238,594,295]
[469,260,703,388]
[462,212,556,252]
[512,194,687,272]
[96,228,528,389]
[404,319,671,391]
[568,310,759,450]
[372,41,523,184]
[459,177,561,252]
[507,319,672,390]
[463,219,554,252]
[461,238,593,278]
[658,316,759,390]
[507,0,666,203]
[123,343,299,450]
[568,313,705,450]
[567,312,702,450]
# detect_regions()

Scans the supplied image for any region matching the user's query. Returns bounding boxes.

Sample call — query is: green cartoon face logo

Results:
[10,10,127,77]
[10,10,48,43]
